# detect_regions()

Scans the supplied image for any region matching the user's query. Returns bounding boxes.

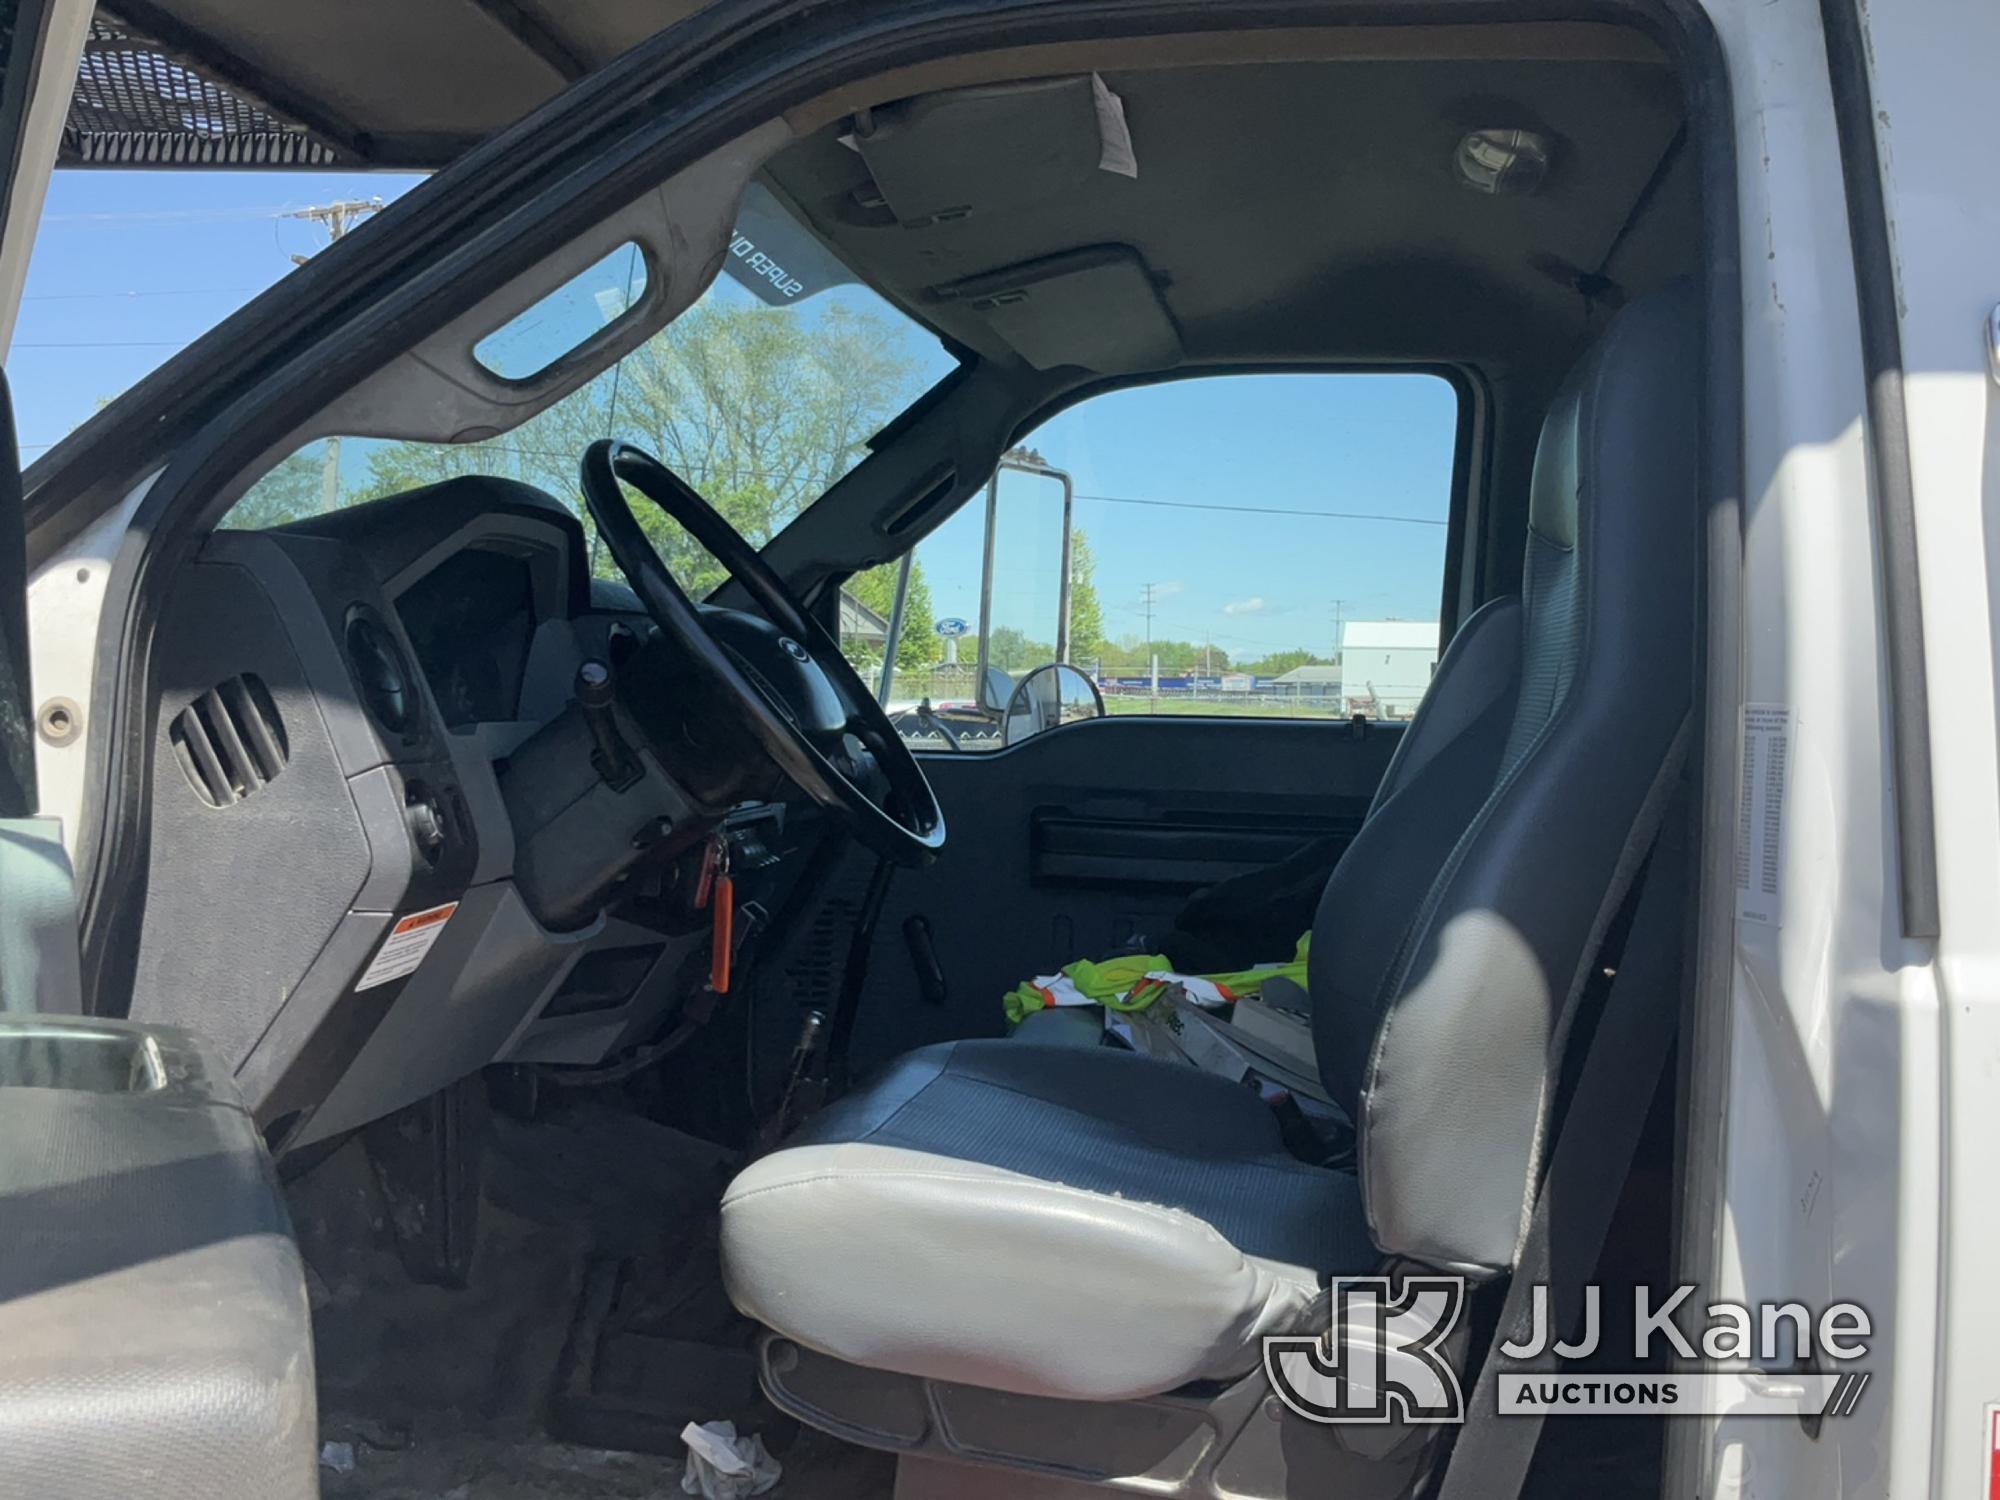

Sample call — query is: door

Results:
[0,0,91,1010]
[821,368,1473,1069]
[0,8,319,1493]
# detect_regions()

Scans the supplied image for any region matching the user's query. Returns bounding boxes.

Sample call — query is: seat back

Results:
[1300,594,1521,1061]
[1309,283,1701,1275]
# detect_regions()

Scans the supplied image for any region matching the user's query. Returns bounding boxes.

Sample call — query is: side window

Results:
[859,372,1460,748]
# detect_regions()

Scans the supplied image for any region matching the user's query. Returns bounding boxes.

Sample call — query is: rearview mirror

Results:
[1002,663,1105,746]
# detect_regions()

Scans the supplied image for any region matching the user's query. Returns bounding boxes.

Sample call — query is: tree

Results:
[986,625,1054,671]
[1094,636,1229,673]
[332,293,924,594]
[845,560,941,670]
[227,447,329,530]
[588,299,916,593]
[1065,528,1105,662]
[1239,648,1329,677]
[351,430,537,501]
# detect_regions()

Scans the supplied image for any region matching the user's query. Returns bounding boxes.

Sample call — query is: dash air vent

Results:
[170,674,288,807]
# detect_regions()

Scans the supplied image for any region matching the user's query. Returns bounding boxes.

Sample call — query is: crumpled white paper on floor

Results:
[680,1420,782,1500]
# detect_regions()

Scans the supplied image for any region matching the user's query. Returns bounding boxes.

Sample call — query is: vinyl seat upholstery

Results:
[722,1039,1374,1400]
[720,282,1700,1411]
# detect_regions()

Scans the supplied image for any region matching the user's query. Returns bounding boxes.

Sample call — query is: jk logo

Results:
[1264,1277,1467,1425]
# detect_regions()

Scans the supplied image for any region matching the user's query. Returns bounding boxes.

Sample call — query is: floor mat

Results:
[316,1420,892,1500]
[293,1094,894,1499]
[549,1246,766,1455]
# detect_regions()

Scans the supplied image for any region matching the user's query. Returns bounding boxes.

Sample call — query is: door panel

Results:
[837,714,1400,1072]
[813,367,1461,1070]
[1029,807,1356,889]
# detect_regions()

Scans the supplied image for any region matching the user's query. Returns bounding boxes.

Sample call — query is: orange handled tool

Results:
[710,871,735,994]
[695,835,736,993]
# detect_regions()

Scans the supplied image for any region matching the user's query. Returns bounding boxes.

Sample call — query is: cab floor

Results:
[288,1092,892,1500]
[288,1084,1660,1500]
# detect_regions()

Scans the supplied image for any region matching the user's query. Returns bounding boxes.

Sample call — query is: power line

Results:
[40,206,303,224]
[1076,492,1446,526]
[11,339,189,348]
[22,286,262,302]
[1206,628,1325,651]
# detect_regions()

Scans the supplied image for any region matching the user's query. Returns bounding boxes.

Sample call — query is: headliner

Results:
[762,48,1694,376]
[62,6,1693,375]
[53,6,1697,567]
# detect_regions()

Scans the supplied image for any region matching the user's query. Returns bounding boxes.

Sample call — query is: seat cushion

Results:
[720,1040,1377,1401]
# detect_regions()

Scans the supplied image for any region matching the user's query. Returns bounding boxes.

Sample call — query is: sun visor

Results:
[850,75,1136,227]
[929,246,1182,374]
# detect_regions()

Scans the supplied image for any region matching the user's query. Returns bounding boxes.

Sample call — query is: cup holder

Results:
[0,1025,168,1094]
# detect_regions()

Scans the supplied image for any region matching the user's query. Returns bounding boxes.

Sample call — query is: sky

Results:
[9,170,424,464]
[10,171,1456,665]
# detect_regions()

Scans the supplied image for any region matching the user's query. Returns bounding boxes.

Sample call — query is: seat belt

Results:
[1435,794,1689,1500]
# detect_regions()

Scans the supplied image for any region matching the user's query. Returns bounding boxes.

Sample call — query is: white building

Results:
[1340,621,1439,719]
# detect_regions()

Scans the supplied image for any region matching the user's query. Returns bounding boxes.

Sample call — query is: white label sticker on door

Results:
[1735,704,1793,928]
[355,902,458,991]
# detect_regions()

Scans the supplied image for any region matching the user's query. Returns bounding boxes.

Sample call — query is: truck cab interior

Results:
[26,8,1732,1498]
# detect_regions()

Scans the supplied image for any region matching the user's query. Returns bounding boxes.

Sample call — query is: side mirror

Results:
[1002,663,1105,747]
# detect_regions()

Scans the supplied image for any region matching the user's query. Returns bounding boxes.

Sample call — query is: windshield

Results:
[221,183,960,594]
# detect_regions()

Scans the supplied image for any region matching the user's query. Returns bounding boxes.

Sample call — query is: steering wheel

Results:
[579,439,945,866]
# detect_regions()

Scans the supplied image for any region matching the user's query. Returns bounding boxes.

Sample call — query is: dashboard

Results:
[125,475,797,1155]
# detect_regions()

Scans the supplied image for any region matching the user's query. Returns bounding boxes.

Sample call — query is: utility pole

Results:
[288,199,384,511]
[287,199,382,256]
[1140,583,1161,709]
[1330,597,1353,716]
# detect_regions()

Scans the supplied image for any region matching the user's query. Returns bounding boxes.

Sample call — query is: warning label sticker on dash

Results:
[355,902,458,991]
